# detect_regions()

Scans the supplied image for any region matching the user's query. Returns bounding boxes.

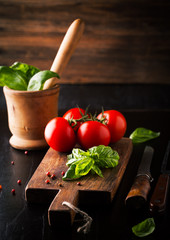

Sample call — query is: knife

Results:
[125,146,154,209]
[150,141,170,213]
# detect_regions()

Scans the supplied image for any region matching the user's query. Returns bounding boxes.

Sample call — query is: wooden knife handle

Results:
[125,175,151,209]
[150,173,169,213]
[43,19,85,90]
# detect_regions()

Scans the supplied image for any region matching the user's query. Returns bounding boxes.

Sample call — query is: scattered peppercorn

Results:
[24,150,28,155]
[58,183,63,187]
[51,174,56,180]
[17,179,21,185]
[45,179,50,184]
[61,171,65,176]
[11,161,14,165]
[77,182,81,186]
[11,189,15,195]
[46,171,51,177]
[0,185,2,190]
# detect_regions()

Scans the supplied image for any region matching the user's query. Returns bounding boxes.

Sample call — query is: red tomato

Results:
[77,121,111,150]
[97,110,127,143]
[44,117,76,152]
[63,107,86,131]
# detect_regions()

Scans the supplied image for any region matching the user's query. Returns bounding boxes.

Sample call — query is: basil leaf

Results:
[66,157,85,167]
[27,70,60,91]
[130,128,160,144]
[132,218,155,237]
[10,62,40,84]
[0,66,27,90]
[66,149,87,166]
[92,164,103,177]
[66,158,79,166]
[75,159,94,176]
[89,145,119,168]
[71,148,87,160]
[62,164,81,180]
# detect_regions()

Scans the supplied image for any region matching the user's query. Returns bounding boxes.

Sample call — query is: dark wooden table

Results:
[0,84,170,240]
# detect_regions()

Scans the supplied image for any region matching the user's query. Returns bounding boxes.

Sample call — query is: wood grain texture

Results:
[150,174,170,213]
[125,175,151,209]
[25,137,133,227]
[43,19,85,89]
[0,0,170,84]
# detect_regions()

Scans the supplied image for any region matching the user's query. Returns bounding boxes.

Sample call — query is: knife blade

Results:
[150,141,170,213]
[125,146,154,209]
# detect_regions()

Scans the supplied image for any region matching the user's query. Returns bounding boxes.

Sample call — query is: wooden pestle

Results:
[43,19,85,90]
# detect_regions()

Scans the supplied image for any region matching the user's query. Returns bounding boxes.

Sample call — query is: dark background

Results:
[0,0,170,84]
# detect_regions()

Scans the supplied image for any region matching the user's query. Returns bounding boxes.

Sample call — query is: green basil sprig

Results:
[0,62,60,91]
[132,218,155,237]
[0,66,28,90]
[129,128,160,144]
[10,62,40,84]
[62,145,119,180]
[27,70,59,91]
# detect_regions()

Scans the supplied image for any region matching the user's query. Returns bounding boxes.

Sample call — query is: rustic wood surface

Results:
[0,0,170,84]
[125,175,151,209]
[150,173,170,213]
[25,137,133,227]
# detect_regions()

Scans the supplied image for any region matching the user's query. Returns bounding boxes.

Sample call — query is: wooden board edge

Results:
[110,138,133,200]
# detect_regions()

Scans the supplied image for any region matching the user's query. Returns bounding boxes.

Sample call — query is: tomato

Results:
[77,121,111,150]
[44,117,76,152]
[63,107,86,131]
[97,110,127,143]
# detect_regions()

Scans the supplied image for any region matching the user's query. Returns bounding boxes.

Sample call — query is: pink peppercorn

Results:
[11,161,14,165]
[61,171,65,176]
[11,189,15,195]
[24,151,28,155]
[46,171,51,177]
[17,180,21,185]
[45,179,50,184]
[51,174,56,180]
[77,182,81,186]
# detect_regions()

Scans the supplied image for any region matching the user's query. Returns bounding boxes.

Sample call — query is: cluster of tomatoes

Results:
[44,107,127,152]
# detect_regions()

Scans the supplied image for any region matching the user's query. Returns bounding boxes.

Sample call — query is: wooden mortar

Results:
[3,86,60,150]
[3,19,84,150]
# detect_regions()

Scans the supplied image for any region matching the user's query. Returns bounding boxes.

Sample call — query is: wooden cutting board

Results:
[25,137,133,228]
